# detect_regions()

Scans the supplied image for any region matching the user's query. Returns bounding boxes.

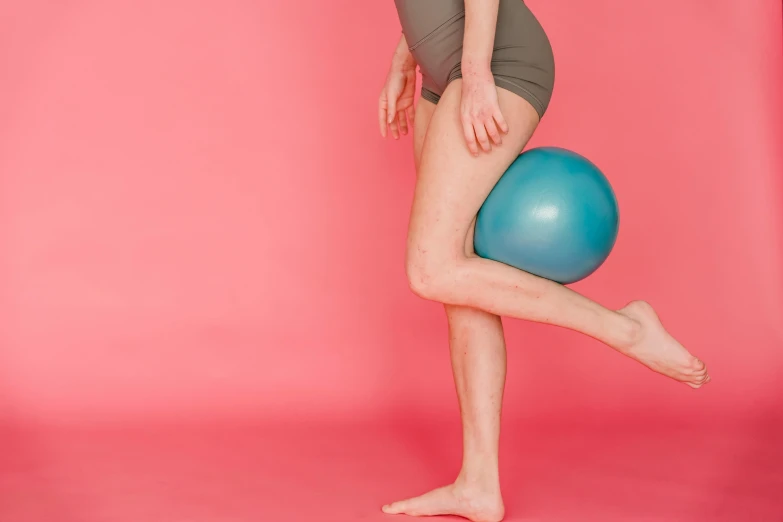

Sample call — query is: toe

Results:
[690,357,705,371]
[686,371,712,387]
[382,503,401,514]
[688,374,707,386]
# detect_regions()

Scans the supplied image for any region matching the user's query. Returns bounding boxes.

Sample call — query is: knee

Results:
[405,244,457,301]
[406,254,440,300]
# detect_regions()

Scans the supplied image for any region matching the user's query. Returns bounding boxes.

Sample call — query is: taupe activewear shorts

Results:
[394,0,555,118]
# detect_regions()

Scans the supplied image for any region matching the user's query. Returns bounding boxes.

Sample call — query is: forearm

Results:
[462,0,499,75]
[392,33,416,69]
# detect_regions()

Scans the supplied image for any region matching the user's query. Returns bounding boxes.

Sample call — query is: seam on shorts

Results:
[421,87,441,105]
[408,10,466,51]
[492,77,546,117]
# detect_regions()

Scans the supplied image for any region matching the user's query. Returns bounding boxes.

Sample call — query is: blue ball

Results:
[474,147,619,284]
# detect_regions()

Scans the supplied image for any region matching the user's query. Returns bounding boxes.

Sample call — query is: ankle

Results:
[456,468,501,493]
[612,313,643,350]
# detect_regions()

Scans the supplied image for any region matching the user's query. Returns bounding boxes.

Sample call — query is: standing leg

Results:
[383,98,507,522]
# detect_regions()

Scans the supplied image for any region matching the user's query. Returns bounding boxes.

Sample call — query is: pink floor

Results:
[3,419,781,522]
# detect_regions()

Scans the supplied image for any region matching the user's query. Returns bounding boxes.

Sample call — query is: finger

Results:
[493,108,509,134]
[389,115,400,140]
[398,109,409,135]
[484,116,503,146]
[387,95,398,125]
[406,105,416,125]
[379,96,388,138]
[473,120,492,153]
[462,116,479,156]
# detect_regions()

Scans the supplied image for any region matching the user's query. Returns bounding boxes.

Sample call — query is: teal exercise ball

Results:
[474,147,619,284]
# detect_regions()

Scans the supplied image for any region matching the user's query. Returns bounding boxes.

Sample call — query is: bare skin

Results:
[378,4,710,521]
[383,97,507,522]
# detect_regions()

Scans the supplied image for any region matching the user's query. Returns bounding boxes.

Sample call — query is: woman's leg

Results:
[383,98,507,522]
[406,80,709,389]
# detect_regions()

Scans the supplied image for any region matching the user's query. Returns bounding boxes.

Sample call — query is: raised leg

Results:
[405,80,709,388]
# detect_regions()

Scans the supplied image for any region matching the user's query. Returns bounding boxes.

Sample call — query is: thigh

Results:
[414,96,478,257]
[413,97,437,172]
[414,93,503,337]
[409,80,540,257]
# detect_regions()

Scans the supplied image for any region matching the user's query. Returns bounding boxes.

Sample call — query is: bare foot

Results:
[382,481,504,522]
[617,300,710,388]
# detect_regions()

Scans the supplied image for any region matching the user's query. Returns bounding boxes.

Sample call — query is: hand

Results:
[460,69,508,156]
[379,51,417,140]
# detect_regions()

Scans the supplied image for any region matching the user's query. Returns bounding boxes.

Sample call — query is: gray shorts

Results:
[394,0,555,118]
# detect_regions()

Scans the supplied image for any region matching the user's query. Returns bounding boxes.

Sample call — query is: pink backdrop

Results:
[1,1,783,519]
[2,0,781,426]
